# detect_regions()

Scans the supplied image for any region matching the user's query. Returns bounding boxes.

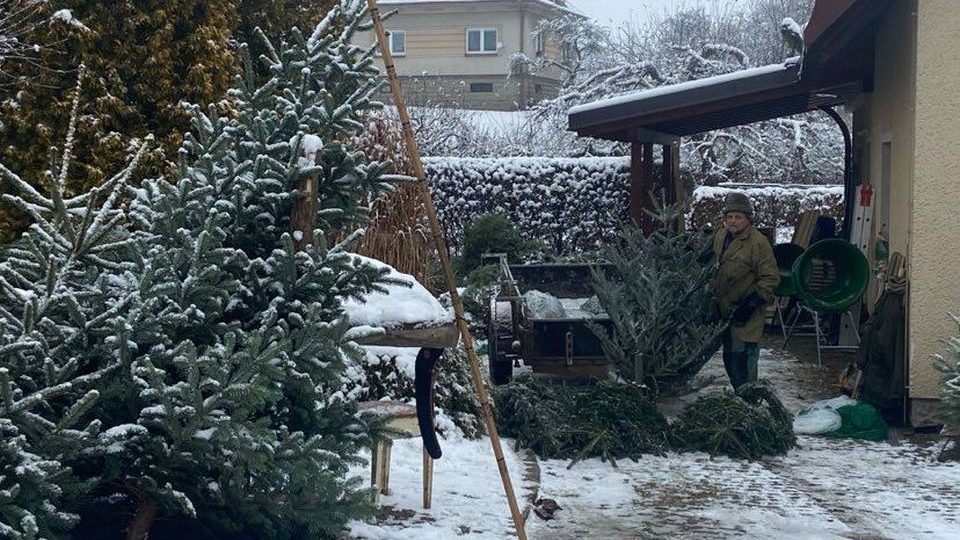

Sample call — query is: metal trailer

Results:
[484,254,614,385]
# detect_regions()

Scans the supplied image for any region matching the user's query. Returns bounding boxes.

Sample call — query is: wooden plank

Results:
[352,323,459,348]
[792,210,820,248]
[640,143,655,235]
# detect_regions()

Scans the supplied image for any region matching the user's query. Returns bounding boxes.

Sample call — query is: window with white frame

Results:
[534,32,545,56]
[388,29,406,56]
[466,28,498,54]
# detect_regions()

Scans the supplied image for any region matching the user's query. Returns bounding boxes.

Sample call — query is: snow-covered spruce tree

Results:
[588,204,727,397]
[43,3,396,538]
[0,68,151,540]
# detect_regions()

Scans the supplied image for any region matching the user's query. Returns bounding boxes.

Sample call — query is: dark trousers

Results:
[722,329,759,390]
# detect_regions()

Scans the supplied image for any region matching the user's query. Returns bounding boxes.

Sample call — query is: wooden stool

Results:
[359,401,435,509]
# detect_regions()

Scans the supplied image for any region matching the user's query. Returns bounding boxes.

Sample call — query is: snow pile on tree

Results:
[0,2,403,537]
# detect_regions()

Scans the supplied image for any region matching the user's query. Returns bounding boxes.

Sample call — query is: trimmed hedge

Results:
[426,157,844,256]
[426,156,631,256]
[690,184,844,231]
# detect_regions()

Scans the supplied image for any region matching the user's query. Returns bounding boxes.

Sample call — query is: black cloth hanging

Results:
[856,288,907,422]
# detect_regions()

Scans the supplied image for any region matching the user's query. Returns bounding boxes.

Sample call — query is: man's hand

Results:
[732,291,766,326]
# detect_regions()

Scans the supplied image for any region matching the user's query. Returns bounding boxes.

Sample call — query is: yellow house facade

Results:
[853,0,960,423]
[355,0,576,110]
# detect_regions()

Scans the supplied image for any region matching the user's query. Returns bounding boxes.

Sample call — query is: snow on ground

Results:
[347,343,960,539]
[384,106,534,136]
[347,425,536,539]
[531,434,960,540]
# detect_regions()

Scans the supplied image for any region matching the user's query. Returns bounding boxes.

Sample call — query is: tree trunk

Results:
[291,145,322,251]
[126,496,159,540]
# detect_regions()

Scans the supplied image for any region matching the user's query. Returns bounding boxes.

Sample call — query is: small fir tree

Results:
[935,315,960,459]
[0,67,150,540]
[69,2,397,537]
[589,204,727,397]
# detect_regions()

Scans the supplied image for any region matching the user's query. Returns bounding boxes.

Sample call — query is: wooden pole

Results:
[662,143,676,207]
[630,142,655,235]
[364,2,528,538]
[629,142,644,228]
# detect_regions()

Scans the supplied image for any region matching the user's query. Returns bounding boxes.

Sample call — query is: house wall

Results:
[856,0,960,413]
[909,0,960,403]
[858,0,916,260]
[356,1,566,110]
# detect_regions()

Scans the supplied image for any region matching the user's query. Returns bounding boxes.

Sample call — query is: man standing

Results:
[710,192,779,389]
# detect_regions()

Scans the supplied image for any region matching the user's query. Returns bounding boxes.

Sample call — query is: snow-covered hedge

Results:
[427,156,631,255]
[690,184,844,230]
[427,157,845,255]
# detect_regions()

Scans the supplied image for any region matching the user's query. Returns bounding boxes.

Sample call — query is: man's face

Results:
[724,211,750,234]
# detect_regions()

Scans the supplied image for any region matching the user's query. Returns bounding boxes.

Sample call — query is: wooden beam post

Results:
[642,143,655,234]
[629,142,656,235]
[629,142,643,228]
[662,143,677,207]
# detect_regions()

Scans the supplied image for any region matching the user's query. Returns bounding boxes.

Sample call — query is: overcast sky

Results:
[568,0,718,29]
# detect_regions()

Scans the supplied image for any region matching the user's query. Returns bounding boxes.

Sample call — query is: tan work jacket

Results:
[711,225,780,342]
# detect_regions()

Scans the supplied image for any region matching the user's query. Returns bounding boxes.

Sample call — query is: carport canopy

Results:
[564,0,889,234]
[567,60,861,144]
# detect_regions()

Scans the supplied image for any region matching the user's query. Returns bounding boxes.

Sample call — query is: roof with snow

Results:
[568,0,890,143]
[567,60,861,143]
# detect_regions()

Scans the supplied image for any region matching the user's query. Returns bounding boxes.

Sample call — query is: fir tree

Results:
[65,2,398,537]
[0,67,150,540]
[589,204,727,397]
[3,2,398,536]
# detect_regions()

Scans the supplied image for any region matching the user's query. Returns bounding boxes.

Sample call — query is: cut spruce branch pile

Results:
[670,381,796,460]
[495,376,796,464]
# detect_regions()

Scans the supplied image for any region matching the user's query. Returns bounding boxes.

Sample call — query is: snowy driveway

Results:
[531,434,959,540]
[348,347,960,539]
